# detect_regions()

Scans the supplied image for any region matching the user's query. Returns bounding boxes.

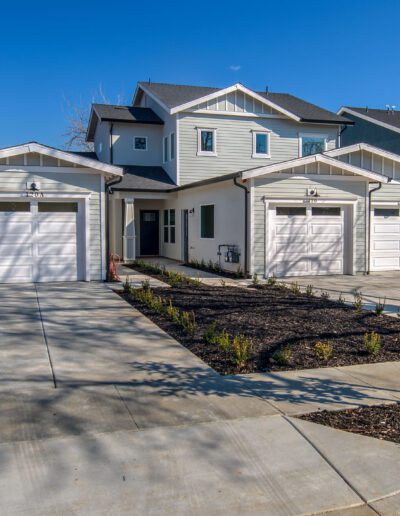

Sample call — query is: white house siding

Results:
[94,121,111,162]
[0,166,103,280]
[252,174,367,276]
[178,113,339,185]
[111,123,163,166]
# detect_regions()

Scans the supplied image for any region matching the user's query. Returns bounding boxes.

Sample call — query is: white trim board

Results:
[338,107,400,135]
[324,142,400,164]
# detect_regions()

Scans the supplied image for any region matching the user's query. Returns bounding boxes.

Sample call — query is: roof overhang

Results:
[241,153,390,183]
[0,142,123,176]
[86,107,99,142]
[324,142,400,163]
[338,107,400,134]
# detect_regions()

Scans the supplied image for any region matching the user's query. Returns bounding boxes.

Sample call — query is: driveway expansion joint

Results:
[34,284,57,389]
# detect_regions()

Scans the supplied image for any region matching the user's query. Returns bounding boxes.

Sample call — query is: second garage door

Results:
[269,205,345,277]
[0,201,81,283]
[370,207,400,271]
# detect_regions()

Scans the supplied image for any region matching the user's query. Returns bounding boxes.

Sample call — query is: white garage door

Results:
[0,201,81,283]
[371,207,400,271]
[269,205,345,277]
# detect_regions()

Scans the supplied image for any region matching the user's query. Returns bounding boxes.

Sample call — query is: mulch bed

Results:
[299,403,400,443]
[121,278,400,375]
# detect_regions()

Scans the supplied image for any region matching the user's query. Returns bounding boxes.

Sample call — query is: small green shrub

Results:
[220,279,226,287]
[235,264,244,278]
[204,321,218,344]
[290,282,301,295]
[273,346,292,366]
[142,279,151,291]
[338,293,346,304]
[321,291,330,300]
[123,276,132,295]
[364,331,381,355]
[353,291,363,312]
[314,341,333,361]
[375,298,386,316]
[267,274,277,286]
[252,273,259,286]
[180,310,196,337]
[306,284,314,297]
[215,330,231,354]
[232,334,253,368]
[166,298,180,323]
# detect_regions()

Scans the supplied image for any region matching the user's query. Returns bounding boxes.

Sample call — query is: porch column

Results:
[123,197,136,262]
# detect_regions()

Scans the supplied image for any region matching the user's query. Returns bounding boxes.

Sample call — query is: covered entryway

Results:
[0,200,83,283]
[268,204,346,277]
[370,206,400,271]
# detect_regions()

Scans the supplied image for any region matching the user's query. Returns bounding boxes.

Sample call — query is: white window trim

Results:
[133,136,148,151]
[197,128,217,157]
[199,203,215,240]
[170,132,175,161]
[299,132,328,157]
[163,208,176,244]
[252,130,271,159]
[163,136,168,163]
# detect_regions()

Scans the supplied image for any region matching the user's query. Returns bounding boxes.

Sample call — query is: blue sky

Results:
[1,0,399,149]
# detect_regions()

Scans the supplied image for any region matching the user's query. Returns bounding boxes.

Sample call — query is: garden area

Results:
[122,260,400,375]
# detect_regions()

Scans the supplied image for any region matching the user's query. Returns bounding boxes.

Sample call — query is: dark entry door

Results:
[140,210,159,255]
[182,209,189,262]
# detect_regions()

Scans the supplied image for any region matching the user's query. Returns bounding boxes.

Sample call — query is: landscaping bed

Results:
[121,272,400,374]
[299,403,400,444]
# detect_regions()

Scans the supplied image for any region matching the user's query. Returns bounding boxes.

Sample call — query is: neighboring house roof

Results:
[135,81,352,125]
[86,104,164,142]
[338,107,400,135]
[0,142,123,176]
[324,142,400,163]
[112,165,176,191]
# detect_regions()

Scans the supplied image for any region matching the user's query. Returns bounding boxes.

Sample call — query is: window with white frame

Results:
[252,131,270,158]
[163,209,176,243]
[163,136,168,162]
[197,128,216,156]
[134,136,147,151]
[200,204,214,238]
[300,133,327,157]
[170,133,175,160]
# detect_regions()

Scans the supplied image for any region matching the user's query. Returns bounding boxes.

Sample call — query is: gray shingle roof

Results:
[343,107,400,130]
[93,104,164,124]
[113,165,176,191]
[137,82,351,124]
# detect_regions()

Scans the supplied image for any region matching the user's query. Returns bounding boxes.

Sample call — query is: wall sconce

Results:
[189,208,195,214]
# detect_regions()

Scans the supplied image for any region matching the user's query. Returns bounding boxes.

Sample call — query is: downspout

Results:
[338,124,348,148]
[233,176,249,277]
[366,182,382,274]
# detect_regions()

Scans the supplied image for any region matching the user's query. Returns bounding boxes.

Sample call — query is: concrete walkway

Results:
[1,283,400,514]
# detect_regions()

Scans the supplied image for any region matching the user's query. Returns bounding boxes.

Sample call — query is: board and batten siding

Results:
[252,174,367,276]
[0,168,103,280]
[178,113,339,185]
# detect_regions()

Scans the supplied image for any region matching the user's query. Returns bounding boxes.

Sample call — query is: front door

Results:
[182,209,189,262]
[140,210,159,256]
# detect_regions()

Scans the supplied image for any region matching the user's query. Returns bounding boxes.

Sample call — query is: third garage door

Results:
[269,205,345,277]
[371,207,400,271]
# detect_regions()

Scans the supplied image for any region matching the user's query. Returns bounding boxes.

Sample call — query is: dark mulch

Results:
[299,403,400,443]
[121,279,400,375]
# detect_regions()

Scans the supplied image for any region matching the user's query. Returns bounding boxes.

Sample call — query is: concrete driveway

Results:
[1,282,400,515]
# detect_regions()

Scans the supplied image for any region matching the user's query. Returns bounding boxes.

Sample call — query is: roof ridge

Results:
[138,81,222,90]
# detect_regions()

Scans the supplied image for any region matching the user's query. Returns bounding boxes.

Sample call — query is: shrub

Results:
[306,284,314,297]
[215,330,231,354]
[375,298,386,316]
[338,293,346,305]
[180,310,196,337]
[204,321,218,344]
[364,331,381,355]
[166,298,180,323]
[353,291,363,312]
[267,274,277,286]
[252,273,259,286]
[235,264,244,278]
[290,282,301,295]
[142,279,151,291]
[220,279,226,287]
[321,291,330,300]
[123,276,132,295]
[273,346,292,366]
[314,341,333,361]
[232,334,253,368]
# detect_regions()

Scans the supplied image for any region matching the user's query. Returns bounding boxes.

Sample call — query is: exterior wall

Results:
[252,175,367,276]
[178,113,339,185]
[94,121,111,162]
[0,165,104,280]
[111,122,163,166]
[341,112,400,155]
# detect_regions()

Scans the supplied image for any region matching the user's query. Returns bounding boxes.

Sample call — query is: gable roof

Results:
[324,142,400,163]
[338,107,400,134]
[0,142,123,176]
[240,153,390,183]
[86,104,164,141]
[135,82,352,124]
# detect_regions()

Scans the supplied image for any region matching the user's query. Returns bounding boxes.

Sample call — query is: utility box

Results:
[224,245,241,263]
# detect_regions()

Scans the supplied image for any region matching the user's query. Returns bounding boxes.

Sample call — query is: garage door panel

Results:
[0,222,32,234]
[310,242,343,253]
[37,221,77,235]
[310,224,342,236]
[310,258,342,273]
[374,224,400,234]
[0,244,32,257]
[275,243,308,254]
[274,260,309,275]
[275,223,308,236]
[372,256,400,268]
[37,244,77,257]
[0,265,33,282]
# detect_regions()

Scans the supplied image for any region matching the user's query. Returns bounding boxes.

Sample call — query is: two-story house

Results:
[1,82,400,284]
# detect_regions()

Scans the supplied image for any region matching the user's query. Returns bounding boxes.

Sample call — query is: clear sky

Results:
[1,0,399,149]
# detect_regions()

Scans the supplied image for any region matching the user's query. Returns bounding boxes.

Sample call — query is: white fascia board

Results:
[0,143,123,176]
[241,153,389,183]
[325,142,400,164]
[169,83,301,122]
[338,107,400,135]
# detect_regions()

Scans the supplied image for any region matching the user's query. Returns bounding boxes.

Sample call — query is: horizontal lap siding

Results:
[0,170,102,280]
[179,114,338,185]
[252,176,366,275]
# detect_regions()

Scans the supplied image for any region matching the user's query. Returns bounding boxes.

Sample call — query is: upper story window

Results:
[197,128,217,156]
[170,133,175,160]
[134,137,147,151]
[300,133,327,157]
[252,131,271,158]
[163,136,168,163]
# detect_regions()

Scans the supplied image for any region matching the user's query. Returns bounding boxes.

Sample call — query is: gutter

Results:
[233,176,249,277]
[366,182,382,274]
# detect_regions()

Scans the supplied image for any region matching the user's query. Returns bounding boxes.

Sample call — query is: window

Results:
[312,207,341,216]
[170,133,175,160]
[252,131,270,158]
[300,133,327,157]
[134,137,147,151]
[197,128,216,156]
[200,205,214,238]
[38,203,78,213]
[163,209,176,243]
[163,136,168,162]
[375,208,400,217]
[276,206,306,216]
[0,202,30,212]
